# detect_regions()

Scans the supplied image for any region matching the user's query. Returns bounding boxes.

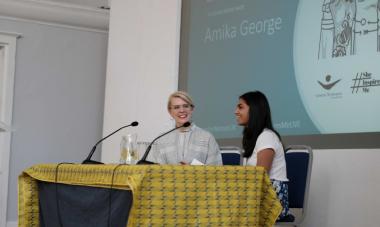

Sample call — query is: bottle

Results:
[120,134,138,164]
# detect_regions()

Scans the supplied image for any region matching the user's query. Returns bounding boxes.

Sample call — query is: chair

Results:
[220,146,242,165]
[276,145,313,227]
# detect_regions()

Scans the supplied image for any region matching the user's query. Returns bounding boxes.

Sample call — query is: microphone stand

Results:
[136,143,156,164]
[82,146,103,164]
[82,122,138,164]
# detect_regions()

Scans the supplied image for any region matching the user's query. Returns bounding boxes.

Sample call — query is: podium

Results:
[19,164,281,226]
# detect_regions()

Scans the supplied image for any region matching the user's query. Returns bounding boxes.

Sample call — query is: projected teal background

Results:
[181,0,380,140]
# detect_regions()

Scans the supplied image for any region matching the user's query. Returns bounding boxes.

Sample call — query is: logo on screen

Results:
[315,75,343,99]
[317,75,341,90]
[351,72,380,94]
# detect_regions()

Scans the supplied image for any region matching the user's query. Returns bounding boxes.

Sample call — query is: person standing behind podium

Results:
[235,91,289,220]
[150,91,222,165]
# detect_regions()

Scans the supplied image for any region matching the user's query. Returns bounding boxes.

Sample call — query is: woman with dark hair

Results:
[235,91,289,220]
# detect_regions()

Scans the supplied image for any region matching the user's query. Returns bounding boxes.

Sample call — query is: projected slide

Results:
[295,0,380,133]
[181,0,380,139]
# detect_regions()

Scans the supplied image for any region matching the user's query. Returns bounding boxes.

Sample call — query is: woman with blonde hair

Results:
[151,91,222,165]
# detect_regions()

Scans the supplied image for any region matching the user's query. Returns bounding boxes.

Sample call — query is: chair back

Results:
[220,146,242,165]
[285,145,313,222]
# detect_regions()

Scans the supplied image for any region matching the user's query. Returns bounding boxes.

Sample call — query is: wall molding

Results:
[0,31,22,39]
[0,15,108,33]
[0,121,10,132]
[0,32,17,227]
[0,0,109,31]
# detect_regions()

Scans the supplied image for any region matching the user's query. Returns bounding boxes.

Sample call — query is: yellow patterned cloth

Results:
[19,164,281,226]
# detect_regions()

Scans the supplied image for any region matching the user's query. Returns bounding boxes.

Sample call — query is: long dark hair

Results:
[240,91,281,158]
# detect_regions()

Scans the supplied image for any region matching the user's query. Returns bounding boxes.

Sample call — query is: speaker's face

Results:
[235,98,250,126]
[169,97,194,127]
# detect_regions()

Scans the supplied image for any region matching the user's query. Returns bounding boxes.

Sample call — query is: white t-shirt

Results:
[244,129,288,181]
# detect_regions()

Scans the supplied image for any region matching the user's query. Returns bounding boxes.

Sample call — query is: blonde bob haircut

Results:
[167,91,195,110]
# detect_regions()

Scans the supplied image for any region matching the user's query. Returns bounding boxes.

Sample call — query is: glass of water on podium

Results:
[120,133,138,164]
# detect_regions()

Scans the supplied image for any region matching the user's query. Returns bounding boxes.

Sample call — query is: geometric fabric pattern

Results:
[19,164,281,226]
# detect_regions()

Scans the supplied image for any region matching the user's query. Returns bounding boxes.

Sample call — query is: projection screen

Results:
[179,0,380,148]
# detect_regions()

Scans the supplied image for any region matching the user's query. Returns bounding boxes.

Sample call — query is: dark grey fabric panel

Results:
[38,182,132,227]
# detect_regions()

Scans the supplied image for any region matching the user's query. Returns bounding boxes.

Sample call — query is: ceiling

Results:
[24,0,110,10]
[0,0,110,30]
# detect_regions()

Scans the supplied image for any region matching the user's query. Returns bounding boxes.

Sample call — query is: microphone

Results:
[82,121,139,164]
[137,122,191,165]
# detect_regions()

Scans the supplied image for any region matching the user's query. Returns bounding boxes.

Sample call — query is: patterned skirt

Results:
[271,179,289,220]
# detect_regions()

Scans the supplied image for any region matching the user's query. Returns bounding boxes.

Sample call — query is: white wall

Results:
[0,18,108,223]
[101,0,181,163]
[105,1,380,227]
[303,149,380,227]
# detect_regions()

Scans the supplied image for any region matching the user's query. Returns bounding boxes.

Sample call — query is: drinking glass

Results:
[120,133,138,164]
